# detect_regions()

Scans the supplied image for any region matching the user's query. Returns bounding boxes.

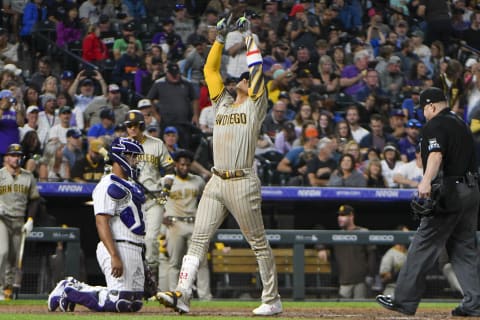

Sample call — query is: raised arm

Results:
[238,17,265,101]
[204,15,232,102]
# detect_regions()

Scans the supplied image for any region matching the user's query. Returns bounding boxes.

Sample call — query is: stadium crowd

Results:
[0,0,479,187]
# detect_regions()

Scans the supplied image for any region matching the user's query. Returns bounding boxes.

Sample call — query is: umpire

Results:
[377,87,480,316]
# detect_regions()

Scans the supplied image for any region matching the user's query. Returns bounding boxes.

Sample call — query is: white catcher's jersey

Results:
[93,174,146,244]
[137,134,173,191]
[0,167,39,217]
[164,173,205,217]
[212,91,268,170]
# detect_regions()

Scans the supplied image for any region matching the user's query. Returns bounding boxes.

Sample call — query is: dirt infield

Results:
[0,303,475,319]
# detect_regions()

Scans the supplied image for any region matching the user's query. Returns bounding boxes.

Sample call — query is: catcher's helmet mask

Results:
[109,137,144,179]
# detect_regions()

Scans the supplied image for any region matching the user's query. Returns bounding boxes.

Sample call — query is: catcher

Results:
[377,87,480,316]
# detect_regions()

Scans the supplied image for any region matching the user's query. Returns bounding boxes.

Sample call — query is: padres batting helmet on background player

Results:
[6,144,23,155]
[109,137,144,179]
[124,110,146,131]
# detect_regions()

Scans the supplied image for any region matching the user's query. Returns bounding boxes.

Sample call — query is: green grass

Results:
[0,300,458,320]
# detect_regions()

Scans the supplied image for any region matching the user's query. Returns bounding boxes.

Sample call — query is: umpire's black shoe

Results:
[451,306,480,317]
[376,295,415,316]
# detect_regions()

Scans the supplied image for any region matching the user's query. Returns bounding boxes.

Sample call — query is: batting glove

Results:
[236,15,251,35]
[216,14,232,43]
[22,217,33,235]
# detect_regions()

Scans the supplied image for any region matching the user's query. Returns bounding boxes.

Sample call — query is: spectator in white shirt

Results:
[48,106,74,144]
[380,143,403,188]
[393,148,423,188]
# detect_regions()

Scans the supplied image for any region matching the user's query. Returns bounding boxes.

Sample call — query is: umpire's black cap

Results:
[418,87,446,109]
[6,143,23,155]
[174,149,194,162]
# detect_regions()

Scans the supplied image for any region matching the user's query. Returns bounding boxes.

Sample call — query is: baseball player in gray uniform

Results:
[0,144,40,300]
[162,150,211,300]
[48,137,147,312]
[157,16,282,316]
[124,110,174,291]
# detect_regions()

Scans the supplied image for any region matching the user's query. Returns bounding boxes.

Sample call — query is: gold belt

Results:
[212,168,246,179]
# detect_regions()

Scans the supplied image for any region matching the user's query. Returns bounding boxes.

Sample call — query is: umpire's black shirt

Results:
[420,108,477,176]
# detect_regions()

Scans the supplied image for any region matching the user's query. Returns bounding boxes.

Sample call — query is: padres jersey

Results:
[0,168,39,217]
[93,174,145,243]
[137,135,173,191]
[206,37,268,171]
[164,173,205,217]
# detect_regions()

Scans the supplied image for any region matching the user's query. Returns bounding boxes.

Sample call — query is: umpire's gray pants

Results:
[394,183,480,314]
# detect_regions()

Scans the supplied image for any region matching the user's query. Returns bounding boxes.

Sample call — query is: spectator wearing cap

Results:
[37,93,59,148]
[172,3,195,45]
[147,62,199,148]
[182,34,208,94]
[317,204,376,299]
[267,68,295,104]
[289,3,320,56]
[113,20,143,60]
[263,41,293,78]
[151,18,184,59]
[410,30,431,63]
[340,49,370,96]
[262,100,289,141]
[48,105,74,144]
[359,114,397,155]
[162,126,211,179]
[378,55,405,102]
[0,28,18,67]
[380,142,402,188]
[97,14,116,53]
[112,41,141,88]
[82,24,109,63]
[0,89,22,161]
[295,45,319,78]
[295,69,317,94]
[60,70,75,92]
[137,98,160,133]
[68,70,107,130]
[307,137,337,186]
[327,153,367,187]
[393,146,423,188]
[277,124,319,185]
[79,0,100,25]
[393,20,409,50]
[63,128,84,168]
[55,6,83,48]
[87,108,115,143]
[386,108,407,140]
[38,140,70,182]
[84,83,130,129]
[398,119,421,162]
[71,138,105,183]
[122,0,146,21]
[224,20,260,78]
[20,105,40,141]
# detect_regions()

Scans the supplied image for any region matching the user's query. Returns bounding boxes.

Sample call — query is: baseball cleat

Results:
[156,291,189,314]
[59,295,76,312]
[451,306,480,317]
[252,300,283,316]
[47,279,69,311]
[376,294,415,316]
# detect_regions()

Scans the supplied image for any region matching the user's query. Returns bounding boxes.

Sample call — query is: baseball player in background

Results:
[124,110,174,291]
[48,137,147,312]
[162,150,212,300]
[157,16,283,316]
[0,144,40,300]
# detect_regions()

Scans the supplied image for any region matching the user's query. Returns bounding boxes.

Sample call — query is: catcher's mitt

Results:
[143,261,157,299]
[410,196,436,219]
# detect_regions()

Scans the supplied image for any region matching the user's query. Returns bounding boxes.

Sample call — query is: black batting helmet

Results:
[124,110,145,131]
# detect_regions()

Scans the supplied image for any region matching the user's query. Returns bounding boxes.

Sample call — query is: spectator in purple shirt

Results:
[340,49,369,96]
